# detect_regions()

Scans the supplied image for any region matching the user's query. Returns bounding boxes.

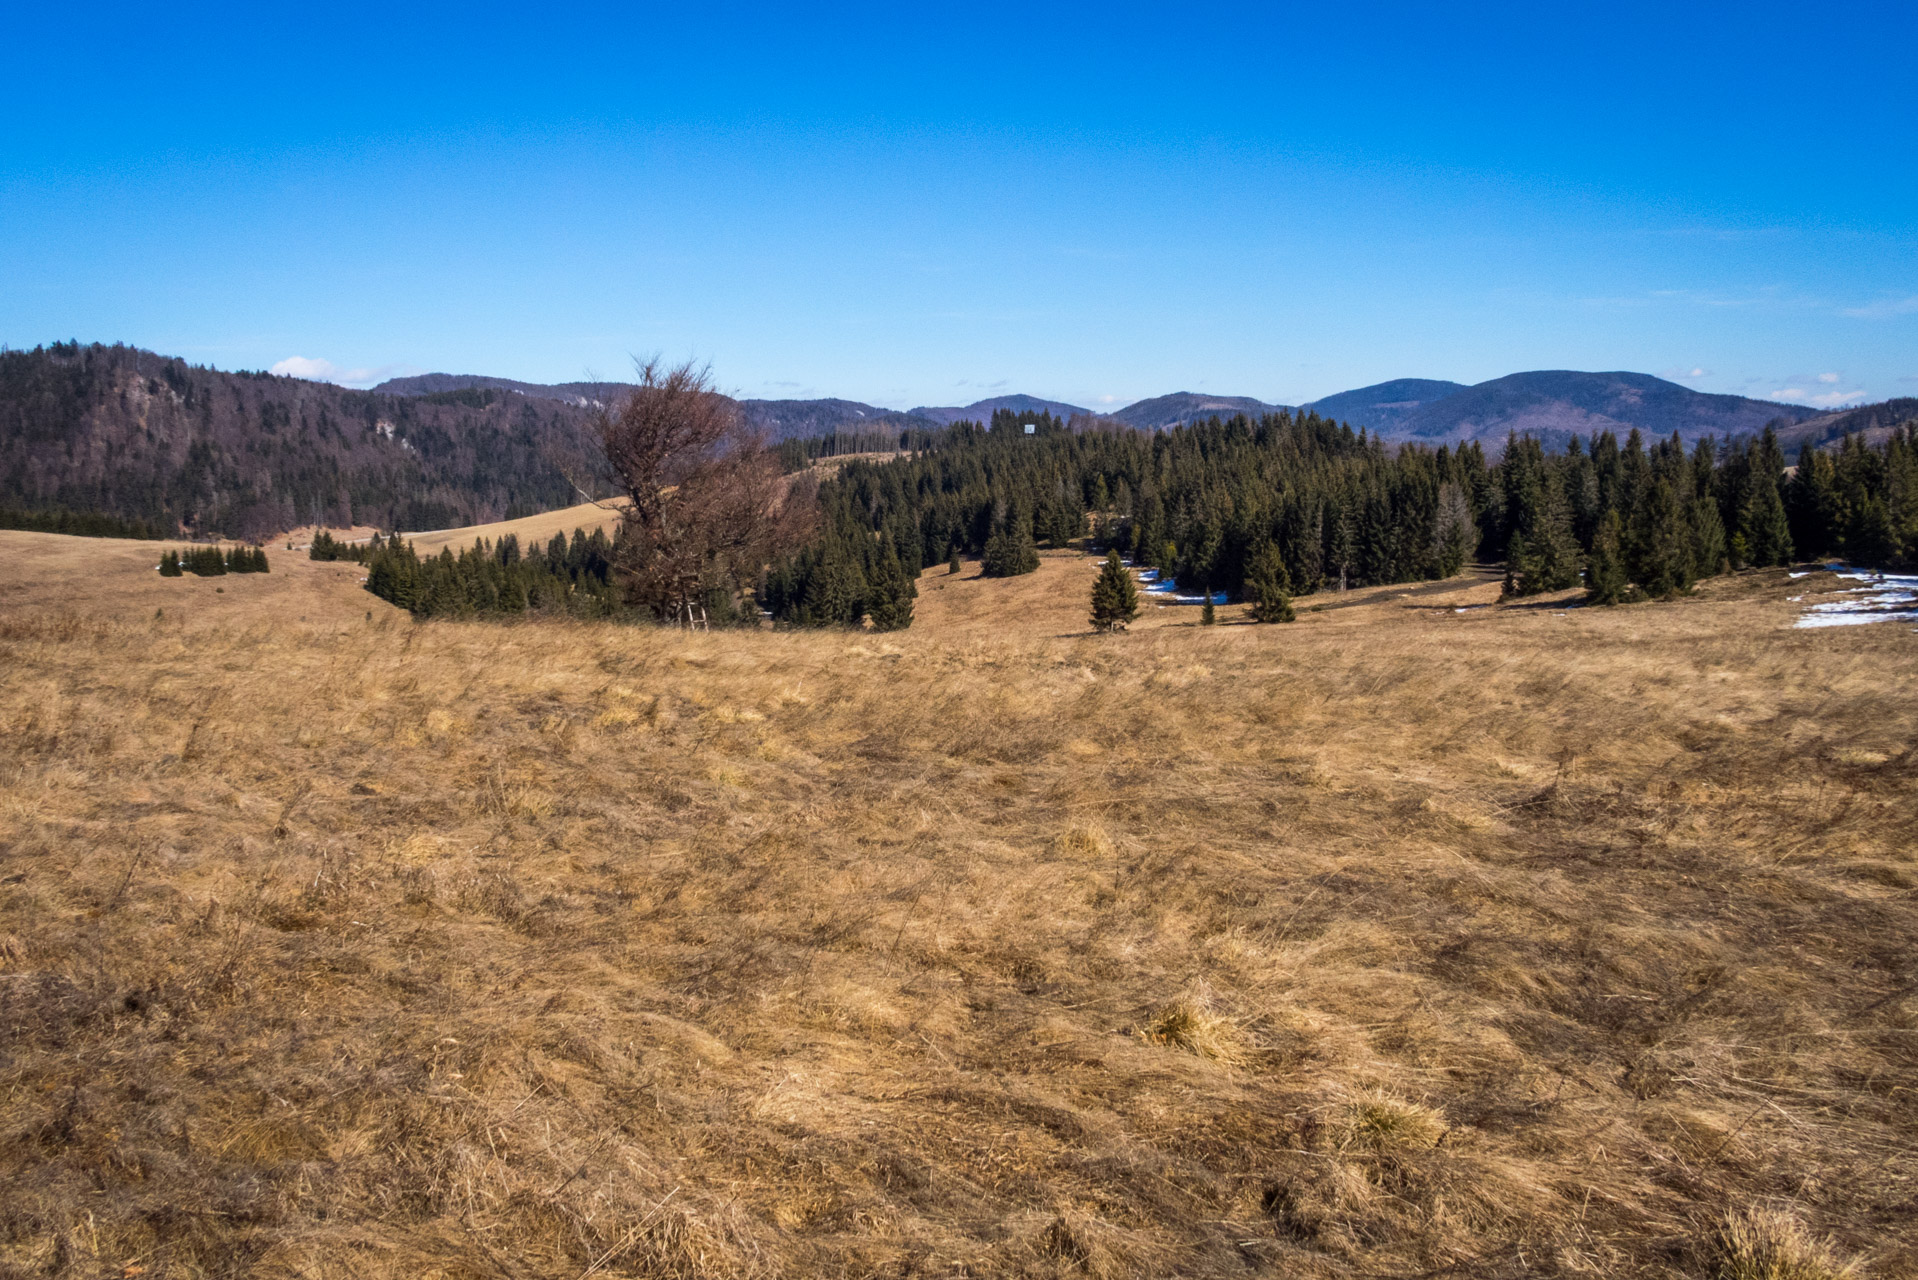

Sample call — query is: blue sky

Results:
[3,2,1913,411]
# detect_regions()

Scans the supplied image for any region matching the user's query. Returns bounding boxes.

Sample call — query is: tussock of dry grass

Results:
[1331,1089,1448,1153]
[1142,990,1249,1065]
[0,537,1915,1276]
[1712,1207,1860,1280]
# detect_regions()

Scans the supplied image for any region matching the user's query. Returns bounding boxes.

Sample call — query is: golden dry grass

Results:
[400,499,627,556]
[1,530,1915,1278]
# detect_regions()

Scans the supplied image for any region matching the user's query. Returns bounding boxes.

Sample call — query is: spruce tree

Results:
[1787,445,1837,560]
[866,542,915,631]
[1500,452,1579,596]
[1688,495,1728,579]
[1244,542,1295,623]
[1529,473,1582,591]
[1330,507,1357,591]
[1740,463,1794,567]
[1584,510,1628,605]
[1431,482,1476,578]
[1088,551,1140,632]
[1200,596,1216,626]
[981,514,1039,577]
[158,549,182,577]
[1847,496,1897,567]
[947,547,962,575]
[1627,478,1691,597]
[1502,531,1533,599]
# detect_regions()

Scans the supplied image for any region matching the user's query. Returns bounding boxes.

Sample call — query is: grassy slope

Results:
[0,532,1914,1278]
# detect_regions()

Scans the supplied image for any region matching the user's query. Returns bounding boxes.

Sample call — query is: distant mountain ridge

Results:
[1773,397,1918,453]
[732,399,930,440]
[1299,379,1467,433]
[374,372,629,408]
[905,394,1091,426]
[1108,392,1288,430]
[6,346,1864,541]
[1385,371,1818,449]
[374,368,1819,450]
[375,374,933,441]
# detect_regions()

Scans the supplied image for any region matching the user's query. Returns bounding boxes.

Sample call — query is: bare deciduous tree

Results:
[596,359,815,627]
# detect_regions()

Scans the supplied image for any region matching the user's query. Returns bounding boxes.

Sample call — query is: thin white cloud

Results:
[1660,365,1711,380]
[1838,295,1918,319]
[1765,367,1874,409]
[270,356,338,380]
[1770,385,1869,408]
[270,356,410,388]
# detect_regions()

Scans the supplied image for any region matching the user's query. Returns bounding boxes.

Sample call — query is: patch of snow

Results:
[1795,609,1918,629]
[1793,566,1918,629]
[1117,563,1227,605]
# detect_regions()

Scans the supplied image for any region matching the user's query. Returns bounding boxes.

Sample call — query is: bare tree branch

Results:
[595,358,816,625]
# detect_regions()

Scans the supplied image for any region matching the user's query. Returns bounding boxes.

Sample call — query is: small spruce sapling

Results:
[1089,550,1140,632]
[1244,543,1295,623]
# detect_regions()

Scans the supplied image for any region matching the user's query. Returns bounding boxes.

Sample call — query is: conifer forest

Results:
[762,410,1918,627]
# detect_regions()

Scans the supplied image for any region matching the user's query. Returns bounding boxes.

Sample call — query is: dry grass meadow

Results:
[2,527,1915,1278]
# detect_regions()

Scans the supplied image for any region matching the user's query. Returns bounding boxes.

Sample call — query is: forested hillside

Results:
[1385,370,1818,446]
[1297,378,1466,432]
[1776,397,1918,453]
[1107,392,1288,430]
[0,343,602,538]
[376,373,932,442]
[906,393,1091,426]
[765,409,1918,625]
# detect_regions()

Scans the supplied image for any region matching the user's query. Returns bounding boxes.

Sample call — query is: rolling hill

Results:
[1106,392,1288,430]
[1,344,604,539]
[905,393,1091,426]
[3,345,1867,542]
[1773,396,1918,453]
[1101,373,1818,448]
[1298,378,1467,433]
[375,375,932,441]
[1378,370,1819,448]
[372,372,629,407]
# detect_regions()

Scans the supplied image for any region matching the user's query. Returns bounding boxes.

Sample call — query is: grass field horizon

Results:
[2,520,1914,1278]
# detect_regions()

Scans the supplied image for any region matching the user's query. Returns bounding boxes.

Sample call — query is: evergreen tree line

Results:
[758,410,1918,622]
[159,546,269,576]
[762,410,1487,624]
[756,526,918,630]
[774,427,941,470]
[353,526,763,624]
[1499,425,1918,602]
[2,507,168,539]
[307,530,377,563]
